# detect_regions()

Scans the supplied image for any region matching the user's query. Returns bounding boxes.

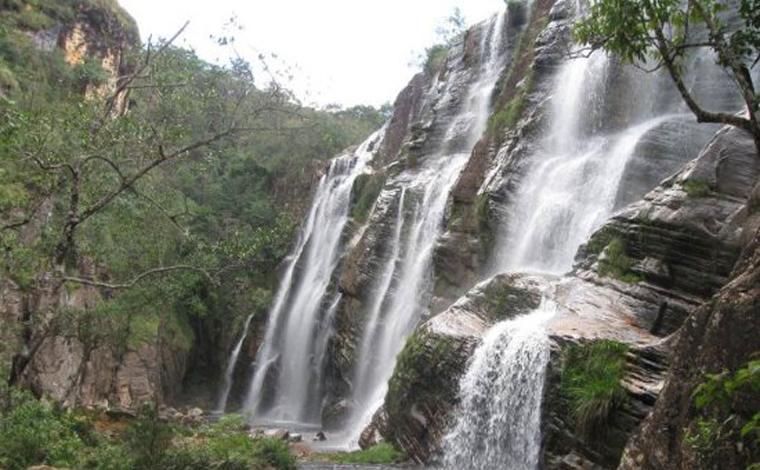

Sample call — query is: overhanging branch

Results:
[62,264,216,289]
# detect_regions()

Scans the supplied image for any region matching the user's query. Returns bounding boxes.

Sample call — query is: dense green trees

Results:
[0,0,386,403]
[573,0,760,156]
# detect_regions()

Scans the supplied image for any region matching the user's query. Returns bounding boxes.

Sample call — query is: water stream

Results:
[332,10,509,446]
[242,127,386,425]
[215,312,255,413]
[441,300,555,470]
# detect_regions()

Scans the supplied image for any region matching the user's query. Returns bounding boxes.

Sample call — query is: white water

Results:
[242,127,386,425]
[329,11,510,447]
[441,300,556,470]
[215,312,255,413]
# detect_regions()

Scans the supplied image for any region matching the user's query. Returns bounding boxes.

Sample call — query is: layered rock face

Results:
[617,180,760,470]
[364,0,760,455]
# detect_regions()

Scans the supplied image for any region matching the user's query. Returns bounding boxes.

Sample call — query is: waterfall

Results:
[443,4,750,467]
[330,10,510,446]
[441,300,556,470]
[215,312,255,413]
[242,127,386,425]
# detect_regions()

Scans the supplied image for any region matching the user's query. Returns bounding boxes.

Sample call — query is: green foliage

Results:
[351,172,386,224]
[16,405,302,470]
[124,405,176,470]
[196,415,296,470]
[488,71,534,138]
[321,443,405,465]
[386,330,457,419]
[683,179,711,198]
[572,0,760,153]
[597,237,642,283]
[689,358,760,463]
[423,44,450,75]
[414,7,466,75]
[1,2,388,390]
[0,389,87,470]
[561,340,629,439]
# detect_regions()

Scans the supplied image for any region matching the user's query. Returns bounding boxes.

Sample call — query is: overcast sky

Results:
[118,0,503,108]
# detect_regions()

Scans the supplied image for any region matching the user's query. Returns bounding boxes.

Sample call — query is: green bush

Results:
[0,390,86,470]
[424,44,449,75]
[352,172,386,224]
[561,340,629,439]
[199,415,297,470]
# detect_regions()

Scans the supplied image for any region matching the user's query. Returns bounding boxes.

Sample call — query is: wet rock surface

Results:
[375,122,759,467]
[617,178,760,470]
[574,125,760,336]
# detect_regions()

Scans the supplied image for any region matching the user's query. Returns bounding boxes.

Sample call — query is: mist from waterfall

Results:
[241,127,386,425]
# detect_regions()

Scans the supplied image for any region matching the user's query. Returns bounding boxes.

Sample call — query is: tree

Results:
[573,0,760,156]
[1,23,293,288]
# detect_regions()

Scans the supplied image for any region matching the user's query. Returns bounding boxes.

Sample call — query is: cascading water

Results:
[441,300,556,470]
[242,127,386,425]
[331,10,510,445]
[215,313,255,413]
[443,3,749,468]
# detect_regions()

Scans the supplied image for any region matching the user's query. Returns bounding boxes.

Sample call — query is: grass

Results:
[561,340,629,439]
[597,236,642,284]
[487,71,534,137]
[319,443,405,465]
[683,179,710,197]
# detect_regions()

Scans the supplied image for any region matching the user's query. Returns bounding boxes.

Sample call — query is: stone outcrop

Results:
[574,125,760,335]
[322,12,525,423]
[617,178,760,470]
[433,0,562,306]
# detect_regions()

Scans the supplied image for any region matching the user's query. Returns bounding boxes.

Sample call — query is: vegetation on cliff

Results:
[561,340,629,439]
[0,0,386,409]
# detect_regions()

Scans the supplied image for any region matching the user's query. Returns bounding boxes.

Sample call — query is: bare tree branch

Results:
[93,21,191,131]
[62,264,216,289]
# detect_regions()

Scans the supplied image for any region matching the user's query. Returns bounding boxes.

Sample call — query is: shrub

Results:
[561,340,629,439]
[124,405,175,470]
[424,44,449,75]
[199,415,296,470]
[352,172,386,224]
[0,389,86,470]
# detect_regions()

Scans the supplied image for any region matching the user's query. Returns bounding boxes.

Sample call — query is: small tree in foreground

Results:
[573,0,760,156]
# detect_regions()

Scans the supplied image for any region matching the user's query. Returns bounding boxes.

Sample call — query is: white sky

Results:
[118,0,503,107]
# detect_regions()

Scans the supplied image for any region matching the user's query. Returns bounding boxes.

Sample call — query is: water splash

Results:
[441,300,555,470]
